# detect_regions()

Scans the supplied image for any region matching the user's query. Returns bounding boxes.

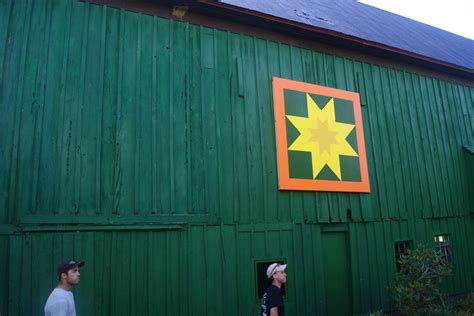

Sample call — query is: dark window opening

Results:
[434,235,452,263]
[256,260,286,299]
[394,240,412,272]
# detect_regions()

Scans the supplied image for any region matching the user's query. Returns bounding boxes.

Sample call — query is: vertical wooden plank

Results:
[214,30,233,222]
[447,83,470,213]
[152,231,167,314]
[300,224,316,313]
[134,14,153,215]
[0,0,13,84]
[424,77,451,217]
[357,223,371,310]
[0,236,7,314]
[171,21,189,214]
[221,225,238,316]
[372,66,400,220]
[374,222,389,309]
[276,42,292,223]
[8,236,22,314]
[451,218,465,292]
[206,227,224,315]
[243,35,265,222]
[383,69,409,219]
[383,221,396,296]
[255,38,275,223]
[0,236,7,316]
[201,27,219,218]
[154,18,172,214]
[97,5,118,216]
[166,231,181,316]
[228,33,250,222]
[291,223,304,316]
[189,226,207,315]
[362,63,387,220]
[108,232,117,315]
[28,0,50,216]
[418,76,444,217]
[118,10,139,215]
[309,225,325,315]
[93,5,107,215]
[72,1,89,215]
[415,75,441,218]
[92,232,108,316]
[31,234,53,315]
[402,72,431,218]
[78,3,102,214]
[396,70,421,219]
[265,40,282,222]
[35,0,67,215]
[438,81,464,214]
[350,224,362,313]
[0,0,14,223]
[20,234,32,315]
[9,0,34,220]
[460,216,474,291]
[72,232,94,315]
[366,222,381,309]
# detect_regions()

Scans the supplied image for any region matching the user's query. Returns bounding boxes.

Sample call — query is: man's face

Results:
[273,270,287,284]
[62,267,81,286]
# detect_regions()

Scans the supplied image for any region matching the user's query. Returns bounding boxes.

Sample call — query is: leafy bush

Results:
[391,243,451,315]
[450,292,474,313]
[365,310,384,316]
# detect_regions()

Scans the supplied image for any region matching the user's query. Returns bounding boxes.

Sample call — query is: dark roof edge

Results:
[195,0,473,80]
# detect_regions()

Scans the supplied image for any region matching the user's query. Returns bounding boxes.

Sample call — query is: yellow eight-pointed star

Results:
[286,94,358,180]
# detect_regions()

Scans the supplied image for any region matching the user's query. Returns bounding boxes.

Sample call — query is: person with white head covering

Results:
[260,262,287,316]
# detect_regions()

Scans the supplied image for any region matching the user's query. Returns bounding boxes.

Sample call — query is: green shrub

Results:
[365,310,384,316]
[391,243,451,315]
[450,292,474,313]
[426,305,470,316]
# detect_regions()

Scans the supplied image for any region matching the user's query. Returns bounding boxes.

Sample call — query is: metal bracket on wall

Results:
[172,5,188,19]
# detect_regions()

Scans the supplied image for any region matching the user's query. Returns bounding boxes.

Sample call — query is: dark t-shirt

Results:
[260,284,284,316]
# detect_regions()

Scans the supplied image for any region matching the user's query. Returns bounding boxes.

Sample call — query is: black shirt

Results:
[260,285,285,316]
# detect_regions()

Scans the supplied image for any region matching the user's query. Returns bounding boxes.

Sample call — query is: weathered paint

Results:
[0,0,473,315]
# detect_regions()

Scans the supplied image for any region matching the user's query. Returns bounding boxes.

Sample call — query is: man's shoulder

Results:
[265,285,282,299]
[45,289,74,314]
[266,285,281,294]
[49,288,71,298]
[45,288,73,306]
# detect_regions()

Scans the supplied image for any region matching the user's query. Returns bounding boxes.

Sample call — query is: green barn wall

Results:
[0,0,473,315]
[2,219,474,315]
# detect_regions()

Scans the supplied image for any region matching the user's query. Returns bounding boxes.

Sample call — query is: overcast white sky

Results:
[359,0,474,39]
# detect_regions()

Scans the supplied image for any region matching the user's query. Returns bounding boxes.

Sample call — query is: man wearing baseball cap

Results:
[260,262,287,316]
[44,259,85,316]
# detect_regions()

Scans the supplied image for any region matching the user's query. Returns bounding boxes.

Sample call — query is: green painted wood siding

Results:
[1,0,472,225]
[1,1,474,315]
[2,217,474,315]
